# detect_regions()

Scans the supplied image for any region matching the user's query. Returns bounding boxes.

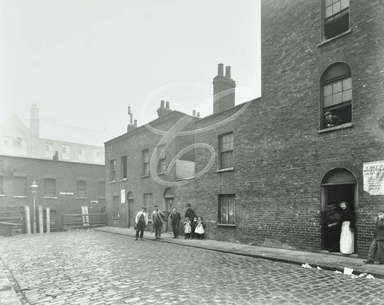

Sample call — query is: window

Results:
[78,148,86,161]
[142,149,150,176]
[45,143,53,158]
[219,133,234,169]
[62,145,70,160]
[109,159,117,181]
[112,195,120,219]
[218,195,235,225]
[44,178,56,197]
[121,156,127,178]
[13,176,27,196]
[321,63,352,129]
[143,193,152,209]
[324,0,349,39]
[157,145,166,174]
[0,176,3,194]
[76,180,87,197]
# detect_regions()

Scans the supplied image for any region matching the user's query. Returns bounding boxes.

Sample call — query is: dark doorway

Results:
[321,168,357,253]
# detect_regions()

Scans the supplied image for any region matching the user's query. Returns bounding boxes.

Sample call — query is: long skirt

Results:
[340,221,354,254]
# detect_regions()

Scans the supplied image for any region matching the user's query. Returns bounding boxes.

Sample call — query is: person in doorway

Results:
[324,204,342,252]
[184,217,191,239]
[364,212,384,264]
[339,201,355,255]
[185,203,196,224]
[135,207,148,241]
[152,205,165,239]
[169,207,181,238]
[194,216,206,239]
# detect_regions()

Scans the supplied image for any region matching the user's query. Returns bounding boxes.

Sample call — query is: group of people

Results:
[324,201,384,264]
[134,203,206,241]
[324,201,355,254]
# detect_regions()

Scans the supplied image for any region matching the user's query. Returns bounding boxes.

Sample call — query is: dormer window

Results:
[324,0,350,39]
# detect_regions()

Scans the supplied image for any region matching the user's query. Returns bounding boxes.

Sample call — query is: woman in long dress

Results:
[339,201,355,254]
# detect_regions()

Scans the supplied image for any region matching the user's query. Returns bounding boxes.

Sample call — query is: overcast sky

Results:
[0,0,261,146]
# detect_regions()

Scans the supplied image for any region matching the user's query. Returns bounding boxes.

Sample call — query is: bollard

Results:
[38,205,44,233]
[46,208,50,233]
[24,205,31,234]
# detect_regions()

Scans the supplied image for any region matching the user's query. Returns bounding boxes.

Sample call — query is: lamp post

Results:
[30,180,38,234]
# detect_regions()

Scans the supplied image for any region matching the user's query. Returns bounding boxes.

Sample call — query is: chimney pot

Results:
[160,100,165,108]
[197,112,200,117]
[165,101,170,109]
[218,63,224,76]
[193,110,196,116]
[225,66,231,78]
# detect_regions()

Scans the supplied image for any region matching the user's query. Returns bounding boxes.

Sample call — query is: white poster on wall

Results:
[121,189,126,204]
[363,161,384,195]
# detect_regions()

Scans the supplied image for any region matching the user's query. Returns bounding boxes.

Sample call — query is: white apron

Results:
[340,221,354,254]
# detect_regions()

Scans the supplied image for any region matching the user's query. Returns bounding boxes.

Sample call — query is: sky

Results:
[0,0,261,146]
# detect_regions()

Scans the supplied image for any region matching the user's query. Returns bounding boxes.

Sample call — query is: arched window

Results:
[324,0,350,39]
[321,63,352,129]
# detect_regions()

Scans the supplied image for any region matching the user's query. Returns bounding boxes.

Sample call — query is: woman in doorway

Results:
[339,201,355,255]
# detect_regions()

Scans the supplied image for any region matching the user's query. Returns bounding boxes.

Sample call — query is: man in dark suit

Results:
[169,207,181,238]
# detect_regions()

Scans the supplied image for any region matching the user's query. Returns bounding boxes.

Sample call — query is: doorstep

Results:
[94,226,384,279]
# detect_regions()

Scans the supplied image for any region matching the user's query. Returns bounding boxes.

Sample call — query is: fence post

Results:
[24,205,31,234]
[38,205,44,233]
[46,208,50,233]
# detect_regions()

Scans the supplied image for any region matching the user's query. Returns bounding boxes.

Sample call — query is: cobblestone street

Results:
[0,230,383,305]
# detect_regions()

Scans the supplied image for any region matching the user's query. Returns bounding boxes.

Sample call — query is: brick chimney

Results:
[213,63,236,114]
[127,106,137,132]
[30,104,40,138]
[157,100,172,117]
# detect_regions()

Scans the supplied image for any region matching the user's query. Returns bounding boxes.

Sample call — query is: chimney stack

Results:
[30,104,40,138]
[192,110,196,116]
[157,100,172,117]
[213,63,236,114]
[127,106,137,132]
[197,112,200,118]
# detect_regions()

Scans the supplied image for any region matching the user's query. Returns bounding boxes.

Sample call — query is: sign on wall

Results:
[120,189,126,204]
[363,161,384,195]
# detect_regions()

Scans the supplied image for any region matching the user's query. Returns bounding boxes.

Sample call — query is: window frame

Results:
[157,145,167,174]
[142,149,150,177]
[218,132,234,170]
[121,155,128,179]
[109,159,117,181]
[218,194,236,226]
[322,0,350,41]
[44,178,57,198]
[76,180,87,198]
[320,63,352,130]
[13,176,28,196]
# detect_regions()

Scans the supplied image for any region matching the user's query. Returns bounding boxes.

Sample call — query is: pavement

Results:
[0,230,383,305]
[95,226,384,278]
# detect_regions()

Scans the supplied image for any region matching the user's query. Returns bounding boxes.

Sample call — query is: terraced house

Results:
[105,0,384,257]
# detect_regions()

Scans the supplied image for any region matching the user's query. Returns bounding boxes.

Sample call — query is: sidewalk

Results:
[95,226,384,279]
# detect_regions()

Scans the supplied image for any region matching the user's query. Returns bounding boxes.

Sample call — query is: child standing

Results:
[191,216,198,239]
[184,217,191,239]
[194,216,206,239]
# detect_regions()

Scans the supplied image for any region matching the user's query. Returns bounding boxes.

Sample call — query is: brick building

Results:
[0,155,106,233]
[0,105,104,165]
[105,0,384,257]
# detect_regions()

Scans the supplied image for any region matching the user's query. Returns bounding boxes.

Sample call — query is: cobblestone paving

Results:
[0,230,383,305]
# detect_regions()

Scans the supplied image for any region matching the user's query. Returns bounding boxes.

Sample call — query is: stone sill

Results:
[318,122,353,134]
[12,195,28,199]
[317,29,352,47]
[119,178,128,181]
[216,167,234,173]
[43,196,58,200]
[0,194,5,197]
[75,197,88,200]
[217,223,237,228]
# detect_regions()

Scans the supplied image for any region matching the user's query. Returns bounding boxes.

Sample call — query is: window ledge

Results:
[176,176,195,181]
[318,122,353,134]
[0,194,5,197]
[216,167,234,173]
[43,196,58,200]
[12,195,28,199]
[318,29,352,47]
[120,178,128,181]
[109,180,117,184]
[75,197,88,200]
[217,223,237,228]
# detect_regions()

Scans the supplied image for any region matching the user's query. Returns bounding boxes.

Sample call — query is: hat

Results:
[324,111,331,116]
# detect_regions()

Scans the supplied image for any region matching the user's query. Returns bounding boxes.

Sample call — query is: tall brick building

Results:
[105,0,384,257]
